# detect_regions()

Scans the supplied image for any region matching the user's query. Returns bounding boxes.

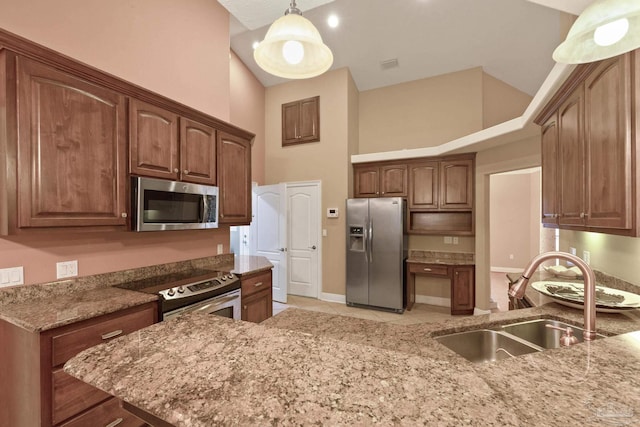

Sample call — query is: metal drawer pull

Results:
[423,268,432,272]
[105,418,123,427]
[254,282,263,287]
[101,330,123,340]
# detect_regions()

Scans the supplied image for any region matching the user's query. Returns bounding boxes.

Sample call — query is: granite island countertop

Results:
[65,303,640,426]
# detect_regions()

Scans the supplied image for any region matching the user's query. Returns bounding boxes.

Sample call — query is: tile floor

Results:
[273,296,468,325]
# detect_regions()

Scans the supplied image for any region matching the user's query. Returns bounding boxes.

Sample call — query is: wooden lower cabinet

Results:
[0,302,157,427]
[451,266,475,315]
[240,270,273,323]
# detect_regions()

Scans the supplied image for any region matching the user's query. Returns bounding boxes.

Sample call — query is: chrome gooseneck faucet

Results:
[508,251,597,341]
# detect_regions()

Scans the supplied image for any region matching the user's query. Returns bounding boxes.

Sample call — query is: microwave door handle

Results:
[201,195,208,223]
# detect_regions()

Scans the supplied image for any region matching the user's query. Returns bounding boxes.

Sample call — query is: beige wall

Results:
[490,171,541,269]
[358,68,484,154]
[482,73,531,128]
[265,68,355,296]
[559,231,640,286]
[0,0,241,285]
[475,136,541,309]
[0,0,231,120]
[230,50,266,185]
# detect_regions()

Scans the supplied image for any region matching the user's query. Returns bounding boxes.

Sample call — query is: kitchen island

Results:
[64,303,640,426]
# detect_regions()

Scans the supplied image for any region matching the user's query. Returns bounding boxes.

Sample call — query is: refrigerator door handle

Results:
[363,221,369,263]
[368,219,374,263]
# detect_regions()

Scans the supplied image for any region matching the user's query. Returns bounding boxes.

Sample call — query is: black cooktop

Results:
[115,269,225,294]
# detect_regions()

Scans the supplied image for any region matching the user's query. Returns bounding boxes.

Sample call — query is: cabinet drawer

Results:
[240,271,272,298]
[408,263,449,276]
[60,397,147,427]
[52,368,111,425]
[51,304,156,367]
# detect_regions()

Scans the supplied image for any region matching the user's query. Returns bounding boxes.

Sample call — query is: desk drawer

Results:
[408,263,449,276]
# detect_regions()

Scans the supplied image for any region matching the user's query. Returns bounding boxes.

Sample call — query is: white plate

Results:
[531,281,640,313]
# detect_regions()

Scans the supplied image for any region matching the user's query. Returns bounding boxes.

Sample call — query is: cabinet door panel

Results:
[17,57,127,228]
[282,102,299,144]
[299,96,319,142]
[451,266,474,315]
[130,99,179,180]
[558,91,585,226]
[180,118,216,185]
[354,166,379,197]
[439,160,473,209]
[380,164,407,196]
[217,131,251,224]
[584,56,631,229]
[52,369,110,425]
[241,288,272,323]
[541,116,559,225]
[409,162,438,209]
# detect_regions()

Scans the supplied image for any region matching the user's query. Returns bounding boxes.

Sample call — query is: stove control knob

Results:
[167,288,176,297]
[227,274,235,280]
[177,286,185,294]
[220,275,227,281]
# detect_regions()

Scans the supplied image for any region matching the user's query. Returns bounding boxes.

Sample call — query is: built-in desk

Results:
[406,251,475,315]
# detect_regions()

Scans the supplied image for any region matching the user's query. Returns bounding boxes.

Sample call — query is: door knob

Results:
[279,248,287,252]
[309,245,317,250]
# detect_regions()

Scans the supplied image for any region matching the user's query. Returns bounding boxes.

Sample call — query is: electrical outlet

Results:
[452,237,459,245]
[217,244,224,254]
[56,260,78,279]
[509,254,514,260]
[0,266,24,288]
[583,250,591,265]
[567,247,577,266]
[444,236,452,244]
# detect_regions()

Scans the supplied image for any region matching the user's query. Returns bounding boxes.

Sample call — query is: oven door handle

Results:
[191,295,239,314]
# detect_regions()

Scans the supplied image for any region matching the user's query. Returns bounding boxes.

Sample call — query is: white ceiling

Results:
[220,0,591,96]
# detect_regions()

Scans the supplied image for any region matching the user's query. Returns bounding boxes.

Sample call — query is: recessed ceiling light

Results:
[252,41,259,50]
[328,14,339,28]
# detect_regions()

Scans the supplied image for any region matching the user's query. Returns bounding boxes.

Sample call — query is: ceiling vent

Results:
[380,58,399,70]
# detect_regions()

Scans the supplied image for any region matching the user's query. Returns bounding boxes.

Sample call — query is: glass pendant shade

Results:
[553,0,640,64]
[254,13,333,79]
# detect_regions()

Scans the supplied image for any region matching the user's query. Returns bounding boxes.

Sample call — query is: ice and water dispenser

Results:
[349,226,365,252]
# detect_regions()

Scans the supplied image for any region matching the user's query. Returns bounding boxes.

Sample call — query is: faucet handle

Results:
[545,324,579,346]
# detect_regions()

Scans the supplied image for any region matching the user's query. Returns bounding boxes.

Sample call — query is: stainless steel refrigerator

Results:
[346,197,407,313]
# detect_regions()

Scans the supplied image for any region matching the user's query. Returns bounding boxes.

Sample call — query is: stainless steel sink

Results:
[500,319,605,349]
[434,329,541,363]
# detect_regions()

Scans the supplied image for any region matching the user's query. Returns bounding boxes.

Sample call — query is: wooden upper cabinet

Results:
[282,96,319,146]
[536,50,636,236]
[557,89,585,227]
[16,57,128,228]
[180,118,217,185]
[439,159,473,210]
[540,115,559,225]
[409,162,438,209]
[129,99,179,180]
[353,163,407,198]
[217,131,252,225]
[584,55,631,229]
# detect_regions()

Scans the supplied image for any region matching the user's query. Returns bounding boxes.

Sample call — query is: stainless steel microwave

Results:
[131,176,219,231]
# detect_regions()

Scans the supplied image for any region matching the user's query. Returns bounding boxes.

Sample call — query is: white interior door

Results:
[287,182,321,298]
[250,184,287,303]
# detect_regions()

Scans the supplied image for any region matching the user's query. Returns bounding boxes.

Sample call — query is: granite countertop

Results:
[230,255,273,276]
[0,287,158,332]
[64,304,640,426]
[407,250,475,265]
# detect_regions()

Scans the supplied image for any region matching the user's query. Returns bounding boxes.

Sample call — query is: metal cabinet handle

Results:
[105,418,124,427]
[174,168,179,173]
[121,212,127,218]
[184,170,189,174]
[254,282,263,287]
[243,305,247,310]
[423,268,432,272]
[101,330,123,340]
[580,212,589,219]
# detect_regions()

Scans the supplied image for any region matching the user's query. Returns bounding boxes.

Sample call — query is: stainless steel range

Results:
[118,269,241,321]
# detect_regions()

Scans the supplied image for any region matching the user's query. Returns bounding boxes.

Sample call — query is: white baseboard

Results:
[415,295,451,308]
[491,266,525,273]
[319,292,346,304]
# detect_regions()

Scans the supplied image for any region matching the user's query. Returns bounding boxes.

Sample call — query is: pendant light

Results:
[553,0,640,64]
[253,0,333,79]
